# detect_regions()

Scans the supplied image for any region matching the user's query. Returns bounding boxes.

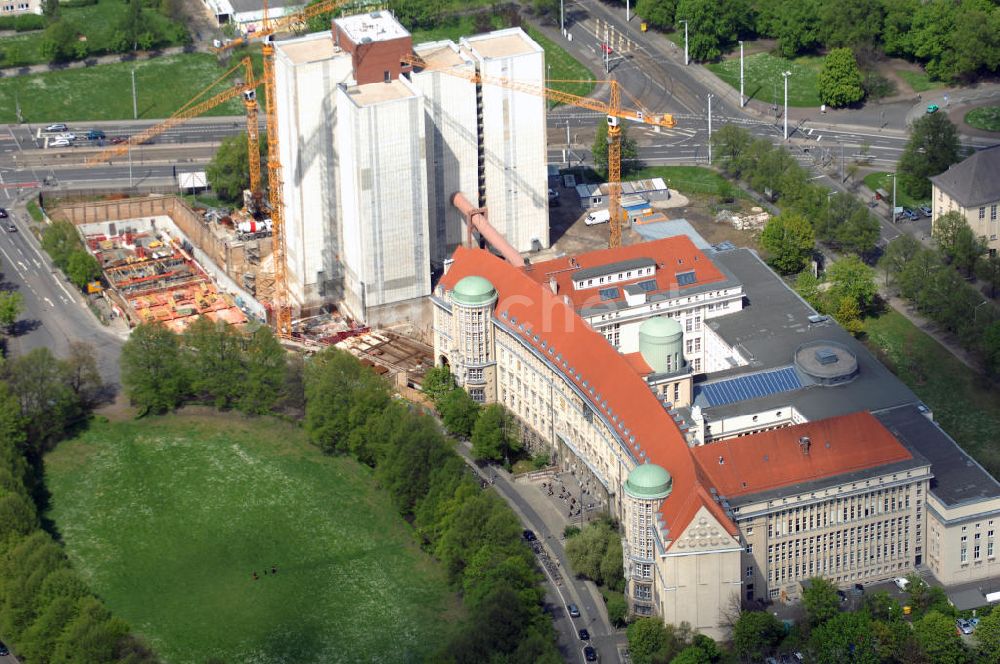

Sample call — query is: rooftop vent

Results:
[799,436,811,455]
[815,348,839,365]
[718,456,724,465]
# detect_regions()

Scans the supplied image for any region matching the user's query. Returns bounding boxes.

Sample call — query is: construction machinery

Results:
[404,53,676,248]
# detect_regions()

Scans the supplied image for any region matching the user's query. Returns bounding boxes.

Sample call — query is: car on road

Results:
[522,529,536,541]
[6,222,15,233]
[58,133,77,142]
[583,645,598,661]
[87,129,106,140]
[49,138,72,148]
[0,641,9,655]
[919,205,932,217]
[111,136,129,144]
[568,603,580,618]
[0,208,8,218]
[44,123,67,132]
[578,628,590,640]
[927,104,939,113]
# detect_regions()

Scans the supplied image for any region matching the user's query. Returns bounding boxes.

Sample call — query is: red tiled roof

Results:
[692,412,913,499]
[440,246,738,542]
[525,235,727,311]
[623,351,653,375]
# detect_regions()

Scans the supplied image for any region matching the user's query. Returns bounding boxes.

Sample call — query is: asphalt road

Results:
[0,207,125,386]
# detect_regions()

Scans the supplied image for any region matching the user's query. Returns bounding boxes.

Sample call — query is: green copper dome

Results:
[639,316,682,338]
[451,275,497,307]
[625,463,673,500]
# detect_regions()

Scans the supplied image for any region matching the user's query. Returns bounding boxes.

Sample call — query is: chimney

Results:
[548,276,558,294]
[799,436,811,455]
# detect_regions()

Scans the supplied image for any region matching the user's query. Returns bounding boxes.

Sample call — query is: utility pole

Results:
[892,172,897,223]
[626,0,630,22]
[840,142,845,183]
[680,20,689,66]
[739,41,745,107]
[707,94,713,165]
[782,71,791,140]
[560,0,564,35]
[128,140,133,189]
[604,26,610,73]
[131,69,138,120]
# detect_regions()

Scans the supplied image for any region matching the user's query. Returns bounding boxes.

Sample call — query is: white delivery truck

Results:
[585,209,611,226]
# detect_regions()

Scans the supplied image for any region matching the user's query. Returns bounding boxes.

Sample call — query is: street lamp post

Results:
[560,0,564,35]
[131,69,138,121]
[707,94,713,164]
[680,20,689,66]
[739,41,745,107]
[782,71,792,140]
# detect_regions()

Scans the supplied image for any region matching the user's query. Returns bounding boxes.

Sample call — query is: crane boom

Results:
[404,54,674,248]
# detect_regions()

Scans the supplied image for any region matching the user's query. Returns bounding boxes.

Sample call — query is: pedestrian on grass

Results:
[272,564,277,575]
[252,571,258,580]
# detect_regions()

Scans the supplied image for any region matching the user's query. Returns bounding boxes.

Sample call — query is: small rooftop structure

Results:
[333,11,409,45]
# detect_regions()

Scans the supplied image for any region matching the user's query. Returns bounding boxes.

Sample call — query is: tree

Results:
[41,0,58,20]
[802,577,841,628]
[898,112,961,199]
[760,213,815,274]
[808,611,879,664]
[819,0,884,48]
[470,403,521,463]
[206,132,264,204]
[976,253,1000,298]
[592,120,639,179]
[878,234,921,287]
[0,291,23,333]
[818,192,878,254]
[183,316,244,408]
[827,256,877,313]
[755,0,822,58]
[914,610,970,664]
[239,325,287,415]
[120,322,189,415]
[636,0,678,30]
[4,348,81,452]
[711,124,754,175]
[65,250,101,290]
[41,220,81,270]
[818,48,865,107]
[422,365,456,407]
[305,348,389,454]
[606,594,628,628]
[439,387,479,438]
[627,617,682,664]
[732,611,784,661]
[670,645,710,664]
[118,0,148,51]
[65,341,104,407]
[934,211,987,277]
[795,271,823,310]
[674,0,752,61]
[39,20,78,63]
[533,0,560,22]
[975,604,1000,663]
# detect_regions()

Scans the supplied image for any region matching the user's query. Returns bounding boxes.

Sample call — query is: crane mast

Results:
[262,42,291,337]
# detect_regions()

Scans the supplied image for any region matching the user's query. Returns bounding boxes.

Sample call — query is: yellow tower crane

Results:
[403,54,676,248]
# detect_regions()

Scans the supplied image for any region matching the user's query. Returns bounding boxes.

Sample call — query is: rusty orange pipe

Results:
[451,192,525,268]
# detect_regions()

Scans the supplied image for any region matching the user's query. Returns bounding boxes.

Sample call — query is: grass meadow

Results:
[0,53,247,123]
[895,69,945,94]
[863,310,1000,478]
[630,165,748,198]
[44,413,460,664]
[965,106,1000,133]
[706,52,823,108]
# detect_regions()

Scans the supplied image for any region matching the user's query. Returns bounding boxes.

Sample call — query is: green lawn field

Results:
[630,165,747,198]
[0,53,248,123]
[706,52,823,108]
[862,172,928,210]
[896,69,945,94]
[44,413,460,664]
[864,309,1000,477]
[965,106,1000,132]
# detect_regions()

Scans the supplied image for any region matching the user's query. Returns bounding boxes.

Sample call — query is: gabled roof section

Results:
[439,247,738,542]
[693,412,913,499]
[929,145,1000,207]
[525,235,727,311]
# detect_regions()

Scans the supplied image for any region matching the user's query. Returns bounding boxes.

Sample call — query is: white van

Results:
[585,209,611,226]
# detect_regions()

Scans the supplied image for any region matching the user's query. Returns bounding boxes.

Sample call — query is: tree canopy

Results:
[206,132,265,204]
[760,212,815,274]
[898,112,961,198]
[818,48,866,107]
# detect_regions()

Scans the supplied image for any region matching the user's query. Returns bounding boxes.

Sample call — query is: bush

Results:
[0,14,46,31]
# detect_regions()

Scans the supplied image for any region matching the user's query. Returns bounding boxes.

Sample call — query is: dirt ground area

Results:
[540,179,760,262]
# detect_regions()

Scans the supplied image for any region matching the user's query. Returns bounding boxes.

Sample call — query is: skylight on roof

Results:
[676,271,697,286]
[599,287,619,301]
[635,279,657,292]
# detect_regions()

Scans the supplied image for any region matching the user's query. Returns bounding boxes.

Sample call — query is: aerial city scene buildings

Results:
[1,0,1000,662]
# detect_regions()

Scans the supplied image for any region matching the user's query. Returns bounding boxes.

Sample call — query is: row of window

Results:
[766,488,914,538]
[576,265,655,290]
[959,529,996,563]
[978,204,999,222]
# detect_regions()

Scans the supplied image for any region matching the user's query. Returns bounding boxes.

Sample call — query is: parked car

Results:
[0,208,8,218]
[548,188,559,200]
[0,641,9,655]
[568,603,581,618]
[583,645,598,661]
[903,208,919,221]
[957,618,974,635]
[894,577,910,591]
[578,628,590,640]
[44,123,67,132]
[927,104,940,113]
[919,205,932,217]
[49,138,72,148]
[522,529,536,541]
[87,129,106,140]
